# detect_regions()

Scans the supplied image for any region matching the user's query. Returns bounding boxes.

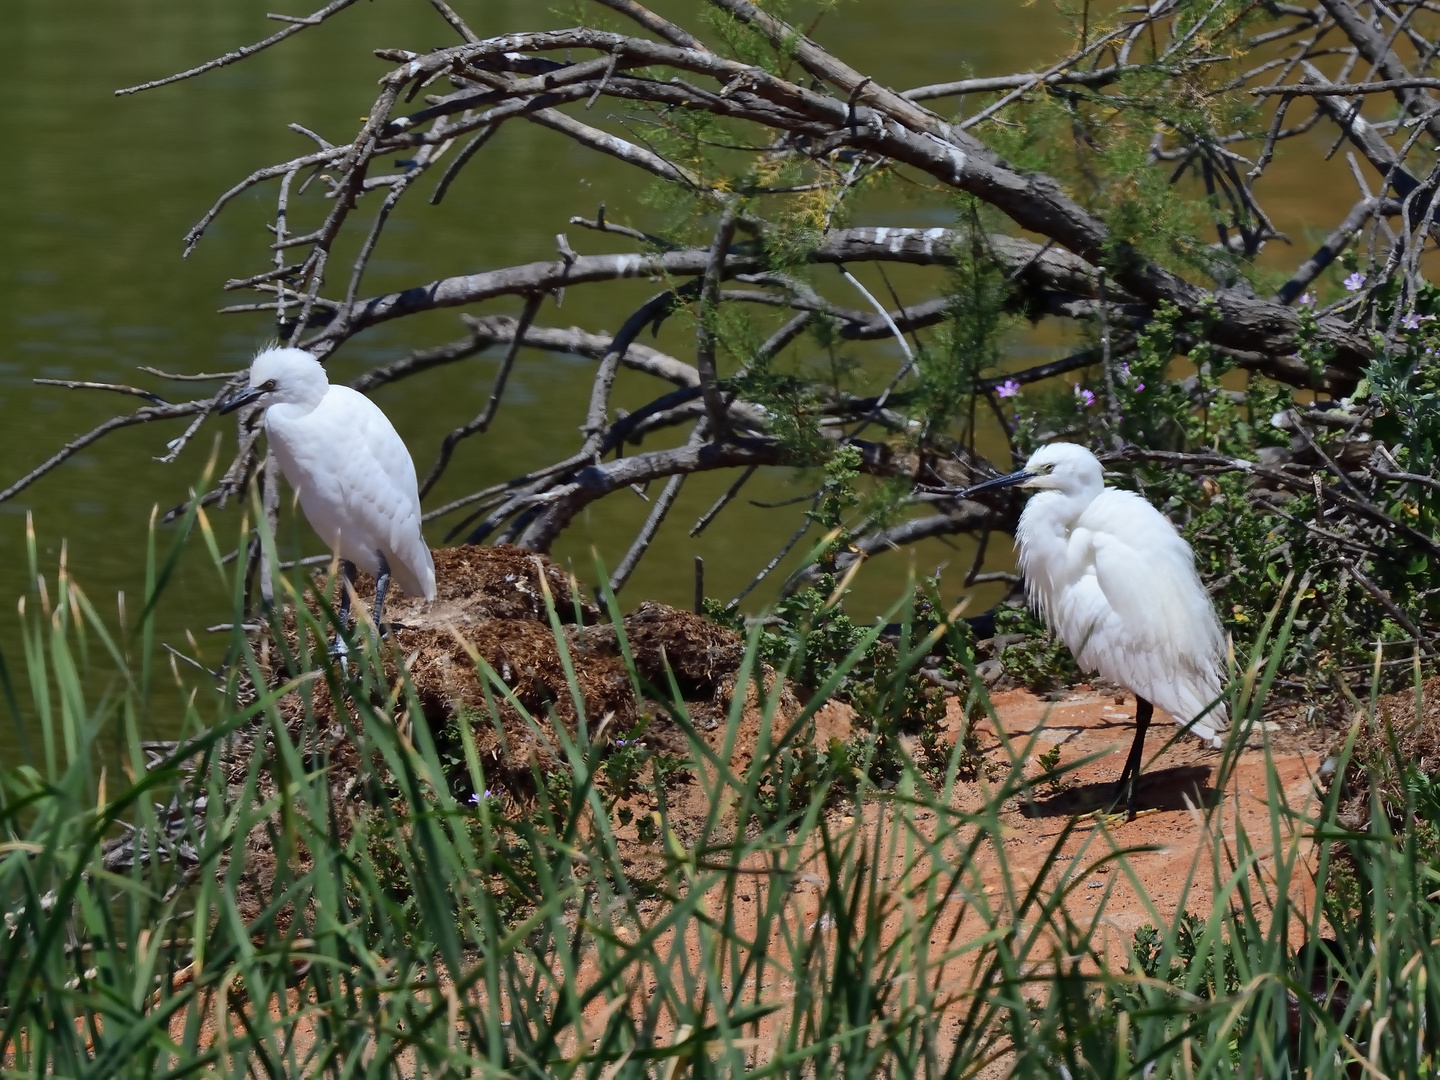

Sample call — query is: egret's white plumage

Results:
[223,347,436,608]
[963,442,1227,816]
[1014,443,1227,741]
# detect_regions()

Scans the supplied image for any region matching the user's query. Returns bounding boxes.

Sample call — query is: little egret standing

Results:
[220,347,437,652]
[961,443,1227,819]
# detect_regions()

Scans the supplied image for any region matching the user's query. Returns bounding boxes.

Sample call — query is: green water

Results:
[0,1,1350,752]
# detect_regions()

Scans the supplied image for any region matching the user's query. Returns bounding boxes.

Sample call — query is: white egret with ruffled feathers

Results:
[961,442,1228,819]
[220,346,436,653]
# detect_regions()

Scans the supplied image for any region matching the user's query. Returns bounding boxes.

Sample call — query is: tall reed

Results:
[0,505,1430,1077]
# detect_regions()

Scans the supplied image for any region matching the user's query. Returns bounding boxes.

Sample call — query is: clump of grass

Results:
[1,498,1435,1077]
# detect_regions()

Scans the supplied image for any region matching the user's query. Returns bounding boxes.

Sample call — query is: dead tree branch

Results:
[10,0,1440,636]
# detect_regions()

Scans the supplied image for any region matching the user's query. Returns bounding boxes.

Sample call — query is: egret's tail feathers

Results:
[1185,715,1225,749]
[1178,696,1228,750]
[389,544,438,601]
[413,562,438,602]
[417,548,438,601]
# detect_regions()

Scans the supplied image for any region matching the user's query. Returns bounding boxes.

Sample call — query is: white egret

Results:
[220,347,437,653]
[962,442,1227,819]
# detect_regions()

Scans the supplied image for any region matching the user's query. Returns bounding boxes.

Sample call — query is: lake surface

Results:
[0,0,1357,752]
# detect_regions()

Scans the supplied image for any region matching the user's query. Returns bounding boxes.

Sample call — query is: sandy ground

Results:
[966,685,1328,936]
[195,547,1341,1069]
[175,679,1336,1072]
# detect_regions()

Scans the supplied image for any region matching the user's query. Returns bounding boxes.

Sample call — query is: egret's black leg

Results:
[371,550,391,634]
[331,560,358,659]
[1112,697,1154,821]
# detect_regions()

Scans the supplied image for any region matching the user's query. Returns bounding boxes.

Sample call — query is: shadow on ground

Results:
[1020,764,1217,818]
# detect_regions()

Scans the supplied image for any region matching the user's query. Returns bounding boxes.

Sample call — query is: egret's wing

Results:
[333,389,436,598]
[1077,491,1226,727]
[265,404,362,557]
[276,389,434,598]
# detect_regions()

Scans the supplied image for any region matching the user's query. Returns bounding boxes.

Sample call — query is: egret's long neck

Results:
[1015,486,1097,609]
[264,386,328,437]
[1024,482,1097,531]
[283,378,329,413]
[274,395,324,418]
[1016,491,1075,563]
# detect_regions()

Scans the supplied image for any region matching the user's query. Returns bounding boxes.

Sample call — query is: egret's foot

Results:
[1072,775,1144,824]
[328,635,352,675]
[1078,807,1159,827]
[1079,808,1129,828]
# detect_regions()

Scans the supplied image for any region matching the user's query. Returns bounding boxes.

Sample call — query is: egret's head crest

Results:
[220,347,329,415]
[958,441,1103,500]
[1016,442,1104,492]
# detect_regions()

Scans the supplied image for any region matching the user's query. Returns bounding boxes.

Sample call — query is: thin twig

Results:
[689,465,758,537]
[430,124,497,206]
[418,293,545,498]
[0,402,208,504]
[115,0,361,96]
[696,207,739,438]
[610,422,709,592]
[138,368,241,382]
[33,380,168,406]
[731,513,814,607]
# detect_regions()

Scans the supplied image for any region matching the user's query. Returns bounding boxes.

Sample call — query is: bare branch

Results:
[115,0,361,96]
[138,368,241,382]
[1277,196,1403,303]
[588,0,708,50]
[1256,77,1440,95]
[1315,0,1440,141]
[791,505,994,589]
[33,380,168,406]
[610,421,709,593]
[426,0,480,44]
[418,293,545,498]
[696,208,738,436]
[903,64,1153,100]
[0,402,208,504]
[690,465,758,537]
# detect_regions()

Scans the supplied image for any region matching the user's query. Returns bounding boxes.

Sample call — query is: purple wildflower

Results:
[1298,292,1314,305]
[1343,271,1366,292]
[1074,384,1095,408]
[996,379,1021,398]
[1135,383,1145,392]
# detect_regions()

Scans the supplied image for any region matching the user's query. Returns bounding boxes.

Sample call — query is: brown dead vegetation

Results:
[222,545,801,928]
[1330,675,1440,831]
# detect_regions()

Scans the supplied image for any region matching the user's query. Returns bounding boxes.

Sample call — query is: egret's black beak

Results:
[218,387,265,415]
[958,470,1034,499]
